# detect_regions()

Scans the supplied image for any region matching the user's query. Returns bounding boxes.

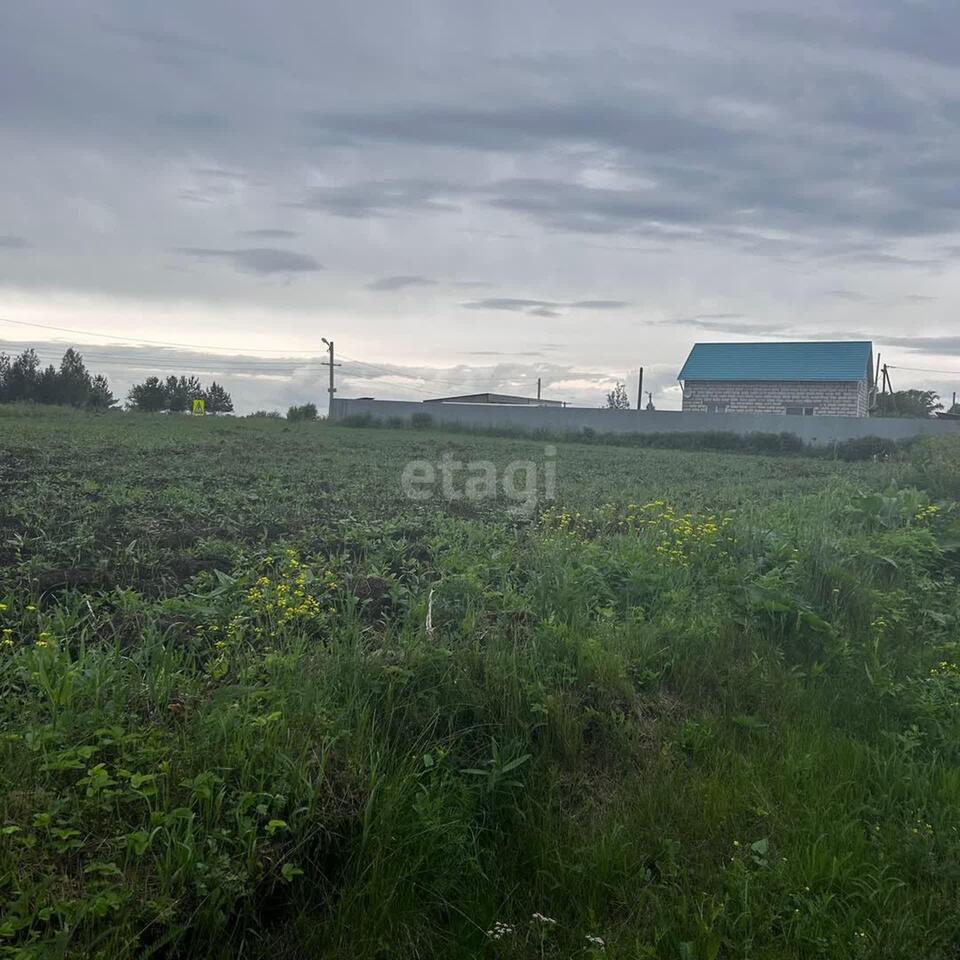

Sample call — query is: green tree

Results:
[605,381,631,410]
[163,375,203,412]
[204,381,233,414]
[0,353,9,402]
[57,348,93,407]
[7,348,41,401]
[873,390,943,418]
[35,364,60,404]
[127,376,167,412]
[87,374,116,410]
[164,375,188,413]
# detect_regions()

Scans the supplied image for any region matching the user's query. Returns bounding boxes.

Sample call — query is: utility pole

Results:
[880,363,896,415]
[321,338,341,418]
[637,367,644,411]
[871,351,882,411]
[537,377,541,402]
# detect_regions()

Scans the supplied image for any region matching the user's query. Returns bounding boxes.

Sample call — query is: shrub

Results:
[287,403,318,422]
[410,412,434,429]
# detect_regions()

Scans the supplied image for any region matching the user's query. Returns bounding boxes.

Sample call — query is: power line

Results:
[9,344,374,374]
[0,316,318,356]
[0,322,489,389]
[18,357,314,378]
[888,364,960,376]
[20,348,323,371]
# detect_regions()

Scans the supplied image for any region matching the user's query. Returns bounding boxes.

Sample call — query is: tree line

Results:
[0,347,233,413]
[0,348,116,408]
[126,376,233,413]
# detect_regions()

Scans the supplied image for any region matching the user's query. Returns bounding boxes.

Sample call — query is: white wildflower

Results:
[532,912,557,925]
[485,921,515,941]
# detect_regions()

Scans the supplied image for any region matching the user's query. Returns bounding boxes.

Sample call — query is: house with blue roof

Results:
[678,341,874,417]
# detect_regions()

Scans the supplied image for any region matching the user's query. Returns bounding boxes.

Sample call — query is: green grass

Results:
[1,406,959,959]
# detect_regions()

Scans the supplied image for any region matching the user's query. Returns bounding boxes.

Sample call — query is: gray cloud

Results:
[874,335,960,356]
[177,247,322,275]
[237,228,299,239]
[741,5,960,70]
[570,300,630,309]
[293,49,960,246]
[664,312,745,325]
[823,290,871,303]
[303,98,745,157]
[291,180,465,218]
[831,250,944,269]
[663,314,787,337]
[366,274,436,291]
[463,298,556,312]
[466,350,544,357]
[463,297,630,315]
[193,168,248,181]
[685,321,785,336]
[485,178,707,236]
[158,112,230,132]
[763,329,960,359]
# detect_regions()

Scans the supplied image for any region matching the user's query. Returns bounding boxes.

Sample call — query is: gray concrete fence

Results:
[331,397,960,446]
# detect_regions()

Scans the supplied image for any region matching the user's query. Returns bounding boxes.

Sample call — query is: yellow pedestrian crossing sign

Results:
[192,398,205,416]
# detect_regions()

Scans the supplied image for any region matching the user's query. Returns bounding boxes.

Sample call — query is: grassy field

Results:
[1,406,960,959]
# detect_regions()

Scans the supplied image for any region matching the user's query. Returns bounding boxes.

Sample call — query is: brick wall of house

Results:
[681,380,868,417]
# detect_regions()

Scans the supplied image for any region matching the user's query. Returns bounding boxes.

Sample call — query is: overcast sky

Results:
[2,0,960,412]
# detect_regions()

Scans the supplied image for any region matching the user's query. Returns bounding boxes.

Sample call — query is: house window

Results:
[785,405,815,416]
[705,402,727,413]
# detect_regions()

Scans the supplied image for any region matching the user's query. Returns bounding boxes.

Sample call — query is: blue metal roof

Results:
[677,341,873,383]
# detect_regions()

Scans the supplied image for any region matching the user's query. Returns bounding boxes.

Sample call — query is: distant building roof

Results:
[424,392,563,407]
[678,341,873,383]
